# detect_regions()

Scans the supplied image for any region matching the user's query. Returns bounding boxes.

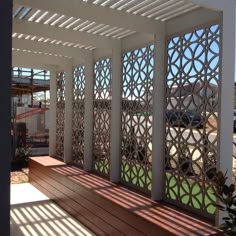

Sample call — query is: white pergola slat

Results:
[13,18,119,49]
[14,0,165,34]
[12,0,221,66]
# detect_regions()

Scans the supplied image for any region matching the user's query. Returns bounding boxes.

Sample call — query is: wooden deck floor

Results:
[29,156,222,236]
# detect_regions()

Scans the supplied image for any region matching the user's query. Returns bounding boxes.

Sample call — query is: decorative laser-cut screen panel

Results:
[56,72,66,160]
[165,24,220,218]
[121,45,154,194]
[72,66,85,167]
[93,58,112,177]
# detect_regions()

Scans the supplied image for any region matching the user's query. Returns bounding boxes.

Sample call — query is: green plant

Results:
[212,171,236,235]
[165,145,173,170]
[212,143,236,235]
[15,145,32,163]
[178,144,193,176]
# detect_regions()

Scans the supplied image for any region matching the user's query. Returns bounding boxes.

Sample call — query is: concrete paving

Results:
[11,183,95,236]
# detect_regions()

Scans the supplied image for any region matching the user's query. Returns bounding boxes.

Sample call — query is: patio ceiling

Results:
[12,0,219,68]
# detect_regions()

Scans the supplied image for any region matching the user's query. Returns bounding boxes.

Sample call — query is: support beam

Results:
[64,61,74,163]
[110,45,122,182]
[166,8,220,36]
[13,19,118,49]
[94,48,112,62]
[49,67,58,157]
[191,0,233,11]
[12,77,49,86]
[14,0,163,34]
[83,53,94,171]
[13,38,88,60]
[12,50,71,68]
[122,33,154,53]
[216,2,236,226]
[0,1,12,235]
[151,28,166,200]
[12,56,57,71]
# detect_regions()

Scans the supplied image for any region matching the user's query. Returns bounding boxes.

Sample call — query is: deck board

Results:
[29,156,222,236]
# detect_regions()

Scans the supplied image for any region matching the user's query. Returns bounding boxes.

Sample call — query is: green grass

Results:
[95,160,216,214]
[94,159,110,175]
[165,173,216,214]
[121,163,216,214]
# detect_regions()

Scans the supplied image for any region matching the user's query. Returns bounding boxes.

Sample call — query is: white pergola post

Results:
[218,1,235,187]
[0,1,12,235]
[110,45,122,182]
[84,53,94,171]
[64,62,73,163]
[191,0,236,225]
[216,2,236,225]
[151,28,166,200]
[49,67,57,157]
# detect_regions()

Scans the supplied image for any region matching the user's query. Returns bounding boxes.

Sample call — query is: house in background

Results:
[167,80,218,111]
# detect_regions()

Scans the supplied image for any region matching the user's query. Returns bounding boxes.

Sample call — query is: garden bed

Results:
[11,168,29,184]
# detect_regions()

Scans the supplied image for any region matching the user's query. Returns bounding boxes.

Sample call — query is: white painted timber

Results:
[110,45,122,182]
[151,31,166,201]
[13,38,88,60]
[190,0,234,11]
[83,53,94,171]
[13,19,118,49]
[166,8,220,36]
[122,33,154,53]
[216,2,236,226]
[14,0,164,34]
[12,54,57,71]
[12,50,70,68]
[64,61,74,164]
[93,48,112,62]
[49,67,58,157]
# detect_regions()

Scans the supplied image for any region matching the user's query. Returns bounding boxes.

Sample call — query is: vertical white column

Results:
[110,45,122,182]
[217,3,236,225]
[84,53,94,171]
[0,1,11,235]
[49,67,57,157]
[151,26,166,200]
[64,61,74,163]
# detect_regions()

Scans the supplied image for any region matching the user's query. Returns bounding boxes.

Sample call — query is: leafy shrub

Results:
[212,142,236,236]
[14,145,32,163]
[212,171,236,235]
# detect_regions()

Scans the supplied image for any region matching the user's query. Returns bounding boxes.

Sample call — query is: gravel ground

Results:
[11,168,29,184]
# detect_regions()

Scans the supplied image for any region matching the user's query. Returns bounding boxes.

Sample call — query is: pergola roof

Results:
[12,0,220,69]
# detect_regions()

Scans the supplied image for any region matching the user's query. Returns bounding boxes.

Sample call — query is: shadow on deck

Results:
[29,156,222,236]
[10,183,94,236]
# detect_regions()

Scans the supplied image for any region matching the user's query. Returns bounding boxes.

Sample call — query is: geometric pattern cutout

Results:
[165,24,220,219]
[56,72,66,160]
[93,58,112,177]
[72,66,85,167]
[121,45,154,194]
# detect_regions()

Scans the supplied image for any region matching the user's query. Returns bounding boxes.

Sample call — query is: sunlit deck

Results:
[29,156,222,236]
[11,183,94,236]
